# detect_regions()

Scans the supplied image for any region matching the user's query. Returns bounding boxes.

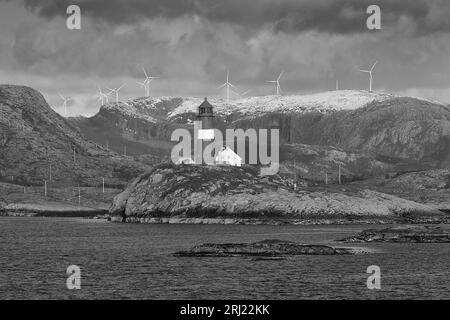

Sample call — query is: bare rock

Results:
[174,239,357,257]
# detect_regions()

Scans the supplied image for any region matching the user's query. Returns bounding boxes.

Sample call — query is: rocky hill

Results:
[0,85,153,187]
[109,163,445,224]
[353,169,450,210]
[69,91,391,157]
[232,96,450,168]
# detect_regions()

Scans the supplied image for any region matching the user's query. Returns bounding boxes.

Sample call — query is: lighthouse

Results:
[195,97,215,164]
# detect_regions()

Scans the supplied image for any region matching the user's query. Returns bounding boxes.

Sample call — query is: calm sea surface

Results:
[0,217,449,299]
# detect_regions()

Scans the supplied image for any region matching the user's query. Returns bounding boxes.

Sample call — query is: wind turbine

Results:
[267,71,283,95]
[218,70,236,102]
[58,93,72,116]
[142,68,159,97]
[106,83,127,103]
[359,61,378,92]
[96,87,109,105]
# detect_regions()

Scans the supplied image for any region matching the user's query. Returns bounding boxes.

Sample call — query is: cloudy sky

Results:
[1,0,450,116]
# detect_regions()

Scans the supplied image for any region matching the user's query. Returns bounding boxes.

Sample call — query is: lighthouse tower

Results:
[196,97,215,164]
[197,97,214,129]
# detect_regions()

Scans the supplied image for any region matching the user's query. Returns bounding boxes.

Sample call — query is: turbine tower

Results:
[267,71,283,95]
[218,70,236,102]
[58,93,72,116]
[359,61,378,92]
[96,87,109,105]
[136,81,147,96]
[107,83,127,103]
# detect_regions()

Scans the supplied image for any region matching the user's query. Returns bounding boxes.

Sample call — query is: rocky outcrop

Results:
[338,225,450,243]
[174,239,357,257]
[109,163,444,224]
[0,202,107,217]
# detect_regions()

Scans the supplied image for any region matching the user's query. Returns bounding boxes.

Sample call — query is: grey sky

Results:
[1,0,450,116]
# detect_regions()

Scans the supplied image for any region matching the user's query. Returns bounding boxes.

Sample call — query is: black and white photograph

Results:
[0,0,449,306]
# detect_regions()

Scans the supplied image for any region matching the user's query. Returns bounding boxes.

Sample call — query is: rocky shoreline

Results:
[110,215,449,225]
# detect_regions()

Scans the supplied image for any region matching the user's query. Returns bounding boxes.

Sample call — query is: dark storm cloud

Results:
[2,0,450,112]
[15,0,446,35]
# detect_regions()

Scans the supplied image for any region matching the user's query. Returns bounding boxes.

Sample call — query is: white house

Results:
[215,147,242,167]
[176,157,195,165]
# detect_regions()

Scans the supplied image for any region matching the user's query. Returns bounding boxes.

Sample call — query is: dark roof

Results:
[199,97,213,109]
[198,97,214,117]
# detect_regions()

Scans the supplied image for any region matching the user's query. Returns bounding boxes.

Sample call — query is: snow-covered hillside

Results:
[99,90,440,122]
[102,101,158,123]
[167,90,395,118]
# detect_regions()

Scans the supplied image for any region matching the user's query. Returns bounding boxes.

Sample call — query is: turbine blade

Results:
[218,83,227,89]
[118,83,127,90]
[277,71,284,81]
[142,67,148,78]
[371,61,378,71]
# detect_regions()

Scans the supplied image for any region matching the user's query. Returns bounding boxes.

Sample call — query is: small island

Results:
[338,225,450,243]
[174,239,361,257]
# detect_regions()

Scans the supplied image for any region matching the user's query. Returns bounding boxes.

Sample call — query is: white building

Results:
[215,147,242,167]
[176,157,195,165]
